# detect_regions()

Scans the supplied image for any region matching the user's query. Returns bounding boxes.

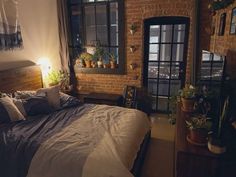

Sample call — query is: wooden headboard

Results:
[0,65,43,93]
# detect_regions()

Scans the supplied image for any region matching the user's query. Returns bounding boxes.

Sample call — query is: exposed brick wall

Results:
[199,0,211,51]
[210,2,236,55]
[76,0,196,94]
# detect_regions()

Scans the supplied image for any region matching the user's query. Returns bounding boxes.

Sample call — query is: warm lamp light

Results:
[37,57,52,86]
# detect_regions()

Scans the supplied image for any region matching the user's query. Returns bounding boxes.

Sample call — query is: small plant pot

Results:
[181,98,195,112]
[97,60,103,68]
[208,136,226,154]
[103,63,110,68]
[110,61,117,69]
[189,128,208,144]
[85,60,91,68]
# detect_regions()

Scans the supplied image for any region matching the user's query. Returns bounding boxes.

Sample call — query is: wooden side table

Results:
[80,92,123,106]
[175,104,236,177]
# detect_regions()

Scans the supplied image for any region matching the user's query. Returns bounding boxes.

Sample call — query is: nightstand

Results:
[79,92,123,106]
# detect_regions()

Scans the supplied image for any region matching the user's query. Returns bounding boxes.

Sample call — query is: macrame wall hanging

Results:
[0,0,23,50]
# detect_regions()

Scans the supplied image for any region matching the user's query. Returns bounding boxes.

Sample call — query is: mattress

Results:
[0,104,150,177]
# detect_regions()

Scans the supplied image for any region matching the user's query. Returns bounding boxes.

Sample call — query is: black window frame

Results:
[67,0,125,74]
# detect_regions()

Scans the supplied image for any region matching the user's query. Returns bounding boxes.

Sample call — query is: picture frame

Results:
[218,13,227,36]
[230,8,236,35]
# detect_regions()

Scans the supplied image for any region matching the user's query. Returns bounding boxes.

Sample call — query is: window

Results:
[68,0,125,74]
[199,50,225,88]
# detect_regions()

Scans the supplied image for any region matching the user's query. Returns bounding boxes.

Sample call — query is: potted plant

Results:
[208,96,229,154]
[109,53,117,69]
[179,84,196,112]
[79,52,92,68]
[93,45,105,68]
[46,70,63,87]
[186,115,212,144]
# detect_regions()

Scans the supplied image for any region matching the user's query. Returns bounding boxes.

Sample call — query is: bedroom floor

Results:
[141,114,175,177]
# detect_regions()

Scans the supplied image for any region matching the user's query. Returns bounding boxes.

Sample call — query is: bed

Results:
[0,64,151,177]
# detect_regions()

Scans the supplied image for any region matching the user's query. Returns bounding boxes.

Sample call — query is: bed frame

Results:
[0,64,150,177]
[0,65,42,93]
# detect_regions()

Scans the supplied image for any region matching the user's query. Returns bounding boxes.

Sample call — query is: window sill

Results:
[74,66,125,75]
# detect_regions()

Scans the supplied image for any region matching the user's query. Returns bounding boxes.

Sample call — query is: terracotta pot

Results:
[110,61,117,69]
[85,60,91,68]
[189,129,208,144]
[181,98,195,112]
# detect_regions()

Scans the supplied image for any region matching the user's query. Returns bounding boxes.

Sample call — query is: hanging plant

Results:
[209,0,234,11]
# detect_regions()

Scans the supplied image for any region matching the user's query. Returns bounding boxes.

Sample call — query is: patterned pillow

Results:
[13,96,53,116]
[0,96,25,124]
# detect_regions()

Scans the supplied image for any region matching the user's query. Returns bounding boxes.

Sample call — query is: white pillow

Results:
[36,85,60,110]
[0,96,25,123]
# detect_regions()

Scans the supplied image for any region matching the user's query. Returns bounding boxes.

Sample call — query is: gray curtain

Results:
[0,0,23,50]
[57,0,70,72]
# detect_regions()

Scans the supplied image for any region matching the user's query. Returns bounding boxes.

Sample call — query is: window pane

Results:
[202,50,212,61]
[158,96,168,111]
[149,25,160,43]
[149,44,159,53]
[213,54,223,61]
[151,95,157,110]
[174,24,185,43]
[71,5,82,47]
[158,80,169,96]
[159,62,170,79]
[171,63,180,79]
[110,2,118,46]
[172,44,184,61]
[149,54,158,61]
[96,5,108,45]
[148,79,157,95]
[148,63,158,78]
[85,6,96,45]
[212,62,224,80]
[160,44,171,61]
[201,62,211,80]
[170,80,181,95]
[161,25,172,43]
[83,0,95,2]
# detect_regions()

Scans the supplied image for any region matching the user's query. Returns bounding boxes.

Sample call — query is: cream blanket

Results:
[27,105,150,177]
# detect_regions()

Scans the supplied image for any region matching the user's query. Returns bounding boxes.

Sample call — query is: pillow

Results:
[0,96,25,124]
[36,85,60,110]
[60,92,80,108]
[14,90,36,99]
[13,96,53,116]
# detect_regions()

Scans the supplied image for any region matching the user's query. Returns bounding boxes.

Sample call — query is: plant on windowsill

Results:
[79,52,93,68]
[109,53,117,69]
[93,45,105,68]
[179,84,196,112]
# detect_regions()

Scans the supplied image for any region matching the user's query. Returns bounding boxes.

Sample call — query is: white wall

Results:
[0,0,61,70]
